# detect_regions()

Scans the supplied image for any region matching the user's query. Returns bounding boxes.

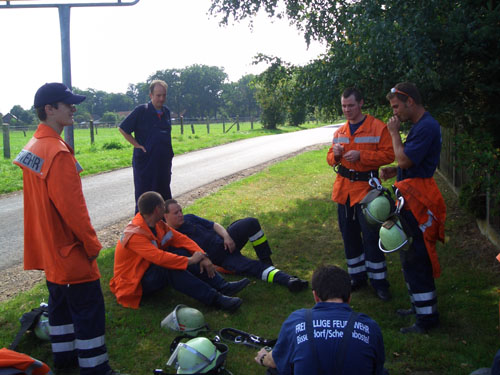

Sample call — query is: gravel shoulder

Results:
[0,145,325,303]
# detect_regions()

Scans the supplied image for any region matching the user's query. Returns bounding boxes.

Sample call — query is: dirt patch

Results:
[0,145,327,303]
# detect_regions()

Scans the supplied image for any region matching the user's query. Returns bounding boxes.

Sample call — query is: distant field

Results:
[0,121,324,194]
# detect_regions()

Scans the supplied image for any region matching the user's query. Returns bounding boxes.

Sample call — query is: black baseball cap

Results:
[34,82,86,108]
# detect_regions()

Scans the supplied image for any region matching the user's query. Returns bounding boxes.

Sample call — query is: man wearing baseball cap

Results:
[14,83,122,374]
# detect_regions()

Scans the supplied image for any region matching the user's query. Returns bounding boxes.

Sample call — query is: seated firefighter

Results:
[254,265,386,374]
[109,191,250,312]
[164,199,308,292]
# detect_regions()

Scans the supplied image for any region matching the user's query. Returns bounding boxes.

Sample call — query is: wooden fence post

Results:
[223,119,225,133]
[180,116,184,135]
[206,118,210,134]
[251,116,254,130]
[2,118,10,159]
[191,123,195,134]
[89,120,95,145]
[237,115,240,131]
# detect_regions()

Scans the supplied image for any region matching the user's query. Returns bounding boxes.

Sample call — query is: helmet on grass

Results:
[167,337,228,374]
[162,305,208,337]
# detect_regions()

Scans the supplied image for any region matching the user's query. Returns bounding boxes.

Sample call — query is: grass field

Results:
[0,121,322,194]
[1,148,499,374]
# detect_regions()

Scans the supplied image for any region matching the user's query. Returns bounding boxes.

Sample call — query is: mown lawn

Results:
[0,148,499,374]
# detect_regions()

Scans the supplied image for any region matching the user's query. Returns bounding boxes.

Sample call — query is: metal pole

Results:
[58,5,74,148]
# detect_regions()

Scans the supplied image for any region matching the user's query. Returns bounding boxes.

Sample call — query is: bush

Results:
[102,141,125,150]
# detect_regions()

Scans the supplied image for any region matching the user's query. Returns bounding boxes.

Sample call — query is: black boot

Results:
[212,293,243,312]
[219,278,250,296]
[287,276,309,292]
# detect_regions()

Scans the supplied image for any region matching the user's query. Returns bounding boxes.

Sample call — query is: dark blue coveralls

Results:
[177,215,292,286]
[120,102,174,212]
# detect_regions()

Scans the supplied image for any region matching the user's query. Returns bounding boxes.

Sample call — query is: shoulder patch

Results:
[14,149,44,174]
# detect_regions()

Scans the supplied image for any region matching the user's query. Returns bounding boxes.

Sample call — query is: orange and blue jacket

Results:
[0,347,52,374]
[394,177,446,278]
[327,115,395,206]
[13,124,101,284]
[109,213,206,309]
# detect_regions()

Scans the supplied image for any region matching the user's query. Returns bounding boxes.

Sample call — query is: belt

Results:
[335,164,378,182]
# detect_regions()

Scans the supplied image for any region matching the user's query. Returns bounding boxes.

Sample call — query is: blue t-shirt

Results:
[398,112,441,181]
[177,214,223,253]
[272,302,385,375]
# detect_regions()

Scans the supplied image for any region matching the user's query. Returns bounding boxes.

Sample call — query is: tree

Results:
[9,105,35,125]
[100,111,120,124]
[221,74,259,118]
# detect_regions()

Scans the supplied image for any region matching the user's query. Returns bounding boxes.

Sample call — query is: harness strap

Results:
[219,328,276,348]
[335,164,379,182]
[9,306,47,350]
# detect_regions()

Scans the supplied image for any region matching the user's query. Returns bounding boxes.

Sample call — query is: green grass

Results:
[1,148,499,374]
[0,120,324,194]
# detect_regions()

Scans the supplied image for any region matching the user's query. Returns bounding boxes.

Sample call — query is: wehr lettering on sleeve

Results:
[14,150,44,174]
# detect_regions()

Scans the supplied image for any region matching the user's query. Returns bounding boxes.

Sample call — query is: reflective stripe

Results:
[76,335,105,350]
[348,265,366,274]
[333,136,350,144]
[419,210,434,233]
[367,271,387,280]
[151,240,158,247]
[415,304,438,315]
[78,353,109,368]
[52,340,76,353]
[49,323,75,335]
[249,230,264,242]
[267,269,279,283]
[346,254,365,265]
[261,266,276,281]
[354,136,380,143]
[251,234,267,247]
[412,290,437,302]
[161,231,174,246]
[366,260,386,270]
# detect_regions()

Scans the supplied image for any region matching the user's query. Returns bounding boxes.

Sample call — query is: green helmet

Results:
[34,312,50,341]
[360,189,392,226]
[161,305,208,337]
[167,337,225,374]
[379,217,412,253]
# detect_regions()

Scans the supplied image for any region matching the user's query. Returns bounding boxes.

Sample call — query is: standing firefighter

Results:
[327,87,395,301]
[119,79,174,213]
[13,83,119,374]
[381,82,446,334]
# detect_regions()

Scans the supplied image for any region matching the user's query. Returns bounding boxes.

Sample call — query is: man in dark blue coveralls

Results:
[254,265,386,374]
[164,199,309,292]
[119,80,173,212]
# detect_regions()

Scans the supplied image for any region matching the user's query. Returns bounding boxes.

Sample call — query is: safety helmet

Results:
[161,305,208,337]
[34,312,50,341]
[379,217,412,253]
[167,337,227,374]
[362,193,392,226]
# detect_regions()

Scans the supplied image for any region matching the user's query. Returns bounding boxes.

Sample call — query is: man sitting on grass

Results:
[254,265,386,374]
[110,191,249,312]
[164,199,308,292]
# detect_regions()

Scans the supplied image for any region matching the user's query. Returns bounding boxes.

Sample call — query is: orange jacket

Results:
[109,213,205,309]
[0,348,52,374]
[394,177,446,278]
[327,115,395,206]
[13,124,101,284]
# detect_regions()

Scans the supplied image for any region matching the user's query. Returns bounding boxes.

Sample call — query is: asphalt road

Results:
[0,125,339,270]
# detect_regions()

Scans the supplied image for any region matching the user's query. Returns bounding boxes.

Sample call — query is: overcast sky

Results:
[0,0,325,114]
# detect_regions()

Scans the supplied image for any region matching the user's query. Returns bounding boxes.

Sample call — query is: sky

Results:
[0,0,326,115]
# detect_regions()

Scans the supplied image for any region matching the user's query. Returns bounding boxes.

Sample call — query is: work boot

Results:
[219,278,250,296]
[350,279,368,292]
[375,288,392,302]
[396,308,415,317]
[399,323,428,334]
[213,293,242,312]
[287,276,308,292]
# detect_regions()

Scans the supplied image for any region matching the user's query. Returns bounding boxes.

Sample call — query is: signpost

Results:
[0,0,140,149]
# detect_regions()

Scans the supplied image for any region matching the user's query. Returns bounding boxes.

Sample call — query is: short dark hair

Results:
[138,191,164,215]
[342,87,363,102]
[386,82,422,105]
[36,103,58,121]
[311,265,351,302]
[164,199,179,213]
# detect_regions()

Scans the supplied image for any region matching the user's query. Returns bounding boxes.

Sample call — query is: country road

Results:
[0,125,339,270]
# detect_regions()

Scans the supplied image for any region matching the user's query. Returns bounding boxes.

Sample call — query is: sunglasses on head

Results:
[390,87,410,98]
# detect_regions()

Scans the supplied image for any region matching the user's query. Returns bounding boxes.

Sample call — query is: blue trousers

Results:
[399,209,439,328]
[141,248,229,305]
[337,198,389,290]
[47,279,111,375]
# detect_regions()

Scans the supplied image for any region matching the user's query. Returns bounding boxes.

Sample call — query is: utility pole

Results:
[0,0,140,149]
